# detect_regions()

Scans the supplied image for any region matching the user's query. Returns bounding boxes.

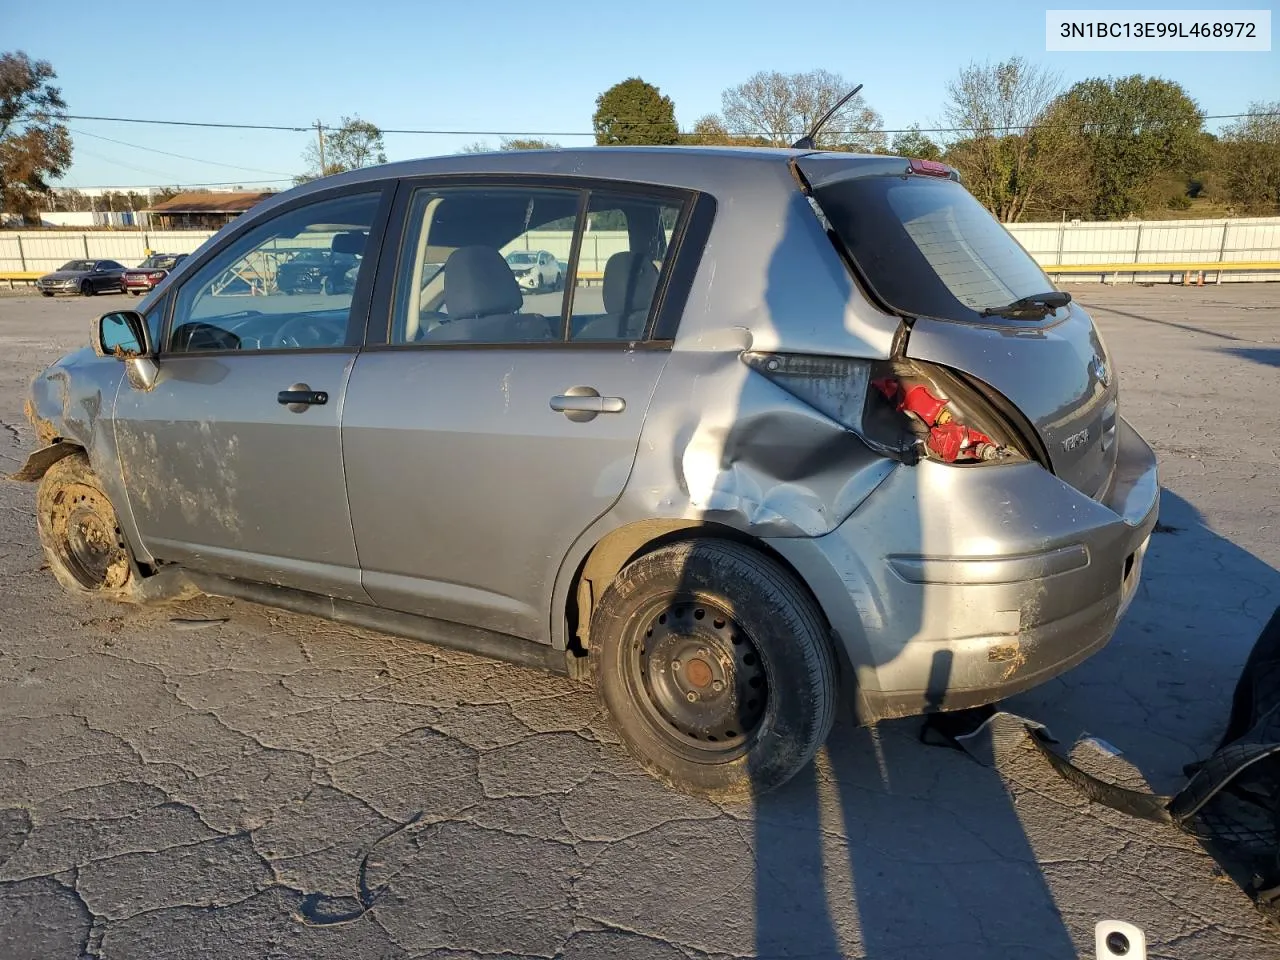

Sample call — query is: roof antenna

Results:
[792,83,864,150]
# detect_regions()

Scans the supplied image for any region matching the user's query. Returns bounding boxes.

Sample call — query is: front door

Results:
[112,188,388,600]
[342,182,687,641]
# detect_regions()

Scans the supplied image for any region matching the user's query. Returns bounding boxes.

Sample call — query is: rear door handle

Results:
[550,387,625,422]
[278,382,328,412]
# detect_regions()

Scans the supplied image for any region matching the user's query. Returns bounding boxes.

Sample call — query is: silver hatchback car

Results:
[16,147,1158,797]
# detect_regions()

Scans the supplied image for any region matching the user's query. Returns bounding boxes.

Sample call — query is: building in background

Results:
[143,191,274,230]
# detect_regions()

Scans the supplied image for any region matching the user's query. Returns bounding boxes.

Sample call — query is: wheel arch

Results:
[561,518,831,658]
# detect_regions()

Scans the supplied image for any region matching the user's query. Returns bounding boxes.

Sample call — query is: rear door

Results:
[799,156,1118,499]
[112,187,390,599]
[341,180,693,642]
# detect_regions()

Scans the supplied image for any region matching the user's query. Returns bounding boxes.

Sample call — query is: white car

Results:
[505,249,562,291]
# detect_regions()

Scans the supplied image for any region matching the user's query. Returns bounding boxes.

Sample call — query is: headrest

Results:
[331,230,368,256]
[602,251,659,319]
[444,246,524,320]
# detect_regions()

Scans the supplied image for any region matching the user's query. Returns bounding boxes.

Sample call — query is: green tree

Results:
[1057,75,1205,219]
[593,77,679,146]
[720,69,884,151]
[681,114,771,147]
[1217,101,1280,213]
[500,137,559,150]
[459,137,561,153]
[299,115,387,182]
[0,51,72,222]
[890,125,942,161]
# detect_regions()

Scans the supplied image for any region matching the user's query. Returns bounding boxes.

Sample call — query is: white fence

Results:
[4,216,1279,281]
[1007,216,1280,282]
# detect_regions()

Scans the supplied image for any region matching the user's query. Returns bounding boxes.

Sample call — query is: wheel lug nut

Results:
[686,692,697,702]
[712,680,723,692]
[672,660,681,671]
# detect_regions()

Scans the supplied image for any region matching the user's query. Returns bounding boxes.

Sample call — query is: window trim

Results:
[158,181,395,359]
[368,173,710,352]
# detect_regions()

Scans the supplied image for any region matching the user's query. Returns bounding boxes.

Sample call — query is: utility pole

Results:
[315,120,327,176]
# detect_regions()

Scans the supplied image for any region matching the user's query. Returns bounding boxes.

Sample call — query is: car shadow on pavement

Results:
[1220,346,1280,369]
[736,200,1080,960]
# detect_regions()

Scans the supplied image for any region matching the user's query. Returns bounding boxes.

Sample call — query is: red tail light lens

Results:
[743,352,1026,465]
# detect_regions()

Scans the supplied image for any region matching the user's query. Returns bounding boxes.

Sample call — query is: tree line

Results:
[579,65,1279,222]
[2,48,1276,225]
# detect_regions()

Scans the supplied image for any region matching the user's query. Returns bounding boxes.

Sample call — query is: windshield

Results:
[141,256,178,269]
[59,260,93,272]
[506,252,537,265]
[812,176,1055,322]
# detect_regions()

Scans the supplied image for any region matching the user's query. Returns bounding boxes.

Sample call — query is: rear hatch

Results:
[797,155,1118,499]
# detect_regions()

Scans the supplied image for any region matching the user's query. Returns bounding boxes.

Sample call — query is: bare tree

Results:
[942,56,1087,221]
[721,70,884,151]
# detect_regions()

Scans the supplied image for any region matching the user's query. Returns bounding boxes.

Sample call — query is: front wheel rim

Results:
[46,483,129,590]
[622,596,770,762]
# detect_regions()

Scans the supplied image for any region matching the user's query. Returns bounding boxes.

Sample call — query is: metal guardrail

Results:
[1044,261,1280,284]
[5,261,1278,293]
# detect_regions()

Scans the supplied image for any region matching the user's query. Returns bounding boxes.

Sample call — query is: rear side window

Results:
[813,176,1053,322]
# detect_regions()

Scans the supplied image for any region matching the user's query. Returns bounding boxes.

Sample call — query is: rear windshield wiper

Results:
[978,291,1072,318]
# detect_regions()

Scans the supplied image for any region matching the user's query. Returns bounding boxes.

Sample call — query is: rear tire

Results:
[589,539,837,799]
[36,454,145,603]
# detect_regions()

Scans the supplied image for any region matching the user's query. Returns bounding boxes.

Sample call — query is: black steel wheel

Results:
[36,453,137,599]
[590,539,837,798]
[623,597,768,762]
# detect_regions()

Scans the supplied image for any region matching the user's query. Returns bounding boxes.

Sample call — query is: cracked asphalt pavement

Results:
[1,285,1278,959]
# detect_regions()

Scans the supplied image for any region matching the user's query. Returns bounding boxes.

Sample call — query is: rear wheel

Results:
[36,454,143,602]
[590,540,837,798]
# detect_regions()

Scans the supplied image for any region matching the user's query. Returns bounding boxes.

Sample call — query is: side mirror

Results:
[96,311,159,391]
[95,310,150,359]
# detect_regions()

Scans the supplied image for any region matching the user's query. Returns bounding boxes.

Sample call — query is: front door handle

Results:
[278,382,328,413]
[550,386,625,422]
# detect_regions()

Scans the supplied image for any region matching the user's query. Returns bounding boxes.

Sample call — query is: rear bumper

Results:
[765,416,1159,721]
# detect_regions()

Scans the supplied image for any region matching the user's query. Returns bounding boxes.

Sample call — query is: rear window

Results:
[812,175,1054,322]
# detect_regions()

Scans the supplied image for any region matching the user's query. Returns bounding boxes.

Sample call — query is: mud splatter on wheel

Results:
[36,453,139,601]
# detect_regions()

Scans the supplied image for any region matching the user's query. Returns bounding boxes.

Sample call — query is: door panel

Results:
[342,349,669,640]
[114,351,368,600]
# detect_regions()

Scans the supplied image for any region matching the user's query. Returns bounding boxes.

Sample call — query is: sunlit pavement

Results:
[1,285,1277,959]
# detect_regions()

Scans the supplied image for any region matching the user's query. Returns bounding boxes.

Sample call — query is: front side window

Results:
[569,193,682,341]
[168,191,381,353]
[391,186,578,344]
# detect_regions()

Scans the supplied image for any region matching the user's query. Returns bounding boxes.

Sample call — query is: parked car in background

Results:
[276,249,360,295]
[35,260,127,297]
[505,249,561,291]
[122,253,189,296]
[16,147,1158,799]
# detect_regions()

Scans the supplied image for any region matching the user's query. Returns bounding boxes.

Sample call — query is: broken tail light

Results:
[742,352,1028,466]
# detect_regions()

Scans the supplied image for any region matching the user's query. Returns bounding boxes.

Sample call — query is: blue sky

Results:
[8,0,1278,189]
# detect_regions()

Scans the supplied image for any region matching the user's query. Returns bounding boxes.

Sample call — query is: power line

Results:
[68,128,298,177]
[39,110,1280,139]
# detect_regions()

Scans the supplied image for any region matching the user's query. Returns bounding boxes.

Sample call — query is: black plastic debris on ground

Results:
[924,605,1280,927]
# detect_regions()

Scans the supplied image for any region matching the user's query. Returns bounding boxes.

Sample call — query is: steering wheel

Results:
[272,314,345,349]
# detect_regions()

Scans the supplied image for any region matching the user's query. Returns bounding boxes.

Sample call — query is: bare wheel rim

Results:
[621,595,770,763]
[47,482,129,590]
